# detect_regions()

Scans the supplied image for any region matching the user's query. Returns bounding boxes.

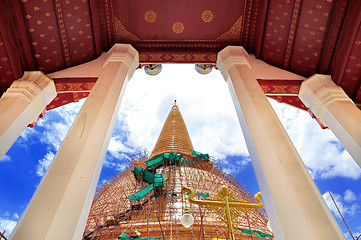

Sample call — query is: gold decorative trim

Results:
[54,0,71,66]
[283,0,301,68]
[114,17,141,41]
[216,16,243,40]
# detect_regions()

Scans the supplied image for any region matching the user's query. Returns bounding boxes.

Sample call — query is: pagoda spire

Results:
[149,101,194,159]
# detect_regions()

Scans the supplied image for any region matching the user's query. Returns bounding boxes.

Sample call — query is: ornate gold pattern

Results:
[172,22,184,34]
[283,0,301,68]
[208,54,217,62]
[54,0,71,66]
[201,10,214,23]
[84,83,95,90]
[261,86,271,93]
[114,17,141,41]
[289,86,299,94]
[65,83,84,91]
[144,11,157,23]
[149,54,162,61]
[171,54,184,61]
[217,16,243,40]
[192,54,206,61]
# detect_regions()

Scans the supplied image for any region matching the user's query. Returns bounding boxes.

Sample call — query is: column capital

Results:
[0,71,56,159]
[299,74,361,164]
[2,71,55,104]
[299,74,353,117]
[217,46,252,81]
[103,44,139,77]
[217,46,251,68]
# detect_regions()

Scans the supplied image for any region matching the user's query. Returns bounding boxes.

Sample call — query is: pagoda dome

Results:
[83,104,273,240]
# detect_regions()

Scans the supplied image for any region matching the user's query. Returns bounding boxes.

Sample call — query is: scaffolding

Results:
[83,104,272,239]
[83,153,272,240]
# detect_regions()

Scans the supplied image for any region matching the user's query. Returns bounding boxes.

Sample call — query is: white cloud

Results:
[39,100,85,151]
[111,64,249,167]
[270,99,361,180]
[107,136,134,159]
[17,100,85,153]
[0,217,17,238]
[103,157,127,172]
[344,189,357,202]
[36,151,55,177]
[0,155,11,162]
[323,191,360,219]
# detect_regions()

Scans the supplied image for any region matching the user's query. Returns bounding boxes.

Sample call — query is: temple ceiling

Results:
[0,0,360,112]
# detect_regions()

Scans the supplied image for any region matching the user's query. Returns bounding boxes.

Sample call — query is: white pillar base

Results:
[10,44,139,240]
[217,46,345,240]
[0,72,56,159]
[299,74,361,166]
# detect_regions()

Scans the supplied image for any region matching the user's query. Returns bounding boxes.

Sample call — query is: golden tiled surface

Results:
[149,105,194,159]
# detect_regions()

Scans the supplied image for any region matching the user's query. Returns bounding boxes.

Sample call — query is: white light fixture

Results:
[267,220,273,232]
[195,64,213,75]
[144,64,162,76]
[180,208,194,228]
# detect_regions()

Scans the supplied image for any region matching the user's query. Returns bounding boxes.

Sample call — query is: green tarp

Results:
[118,232,162,240]
[192,150,210,160]
[145,151,210,170]
[239,228,273,239]
[185,192,210,198]
[185,158,197,164]
[126,184,154,202]
[128,151,212,202]
[154,174,167,188]
[143,169,156,183]
[145,155,164,169]
[132,167,144,175]
[135,169,167,187]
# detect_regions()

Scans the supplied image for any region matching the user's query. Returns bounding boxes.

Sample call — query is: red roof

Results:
[1,0,360,112]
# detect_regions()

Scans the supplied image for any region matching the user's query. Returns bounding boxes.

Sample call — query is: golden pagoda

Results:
[83,102,273,240]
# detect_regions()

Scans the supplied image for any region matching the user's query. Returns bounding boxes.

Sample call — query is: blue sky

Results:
[1,64,360,239]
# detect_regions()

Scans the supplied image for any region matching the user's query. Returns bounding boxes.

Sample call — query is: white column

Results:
[299,74,361,166]
[10,44,139,240]
[217,46,345,240]
[0,72,56,160]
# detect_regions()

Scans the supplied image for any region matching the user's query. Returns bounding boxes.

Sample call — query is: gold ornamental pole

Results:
[181,185,264,240]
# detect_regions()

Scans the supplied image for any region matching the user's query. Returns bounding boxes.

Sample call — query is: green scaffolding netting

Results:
[126,184,154,202]
[239,228,273,239]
